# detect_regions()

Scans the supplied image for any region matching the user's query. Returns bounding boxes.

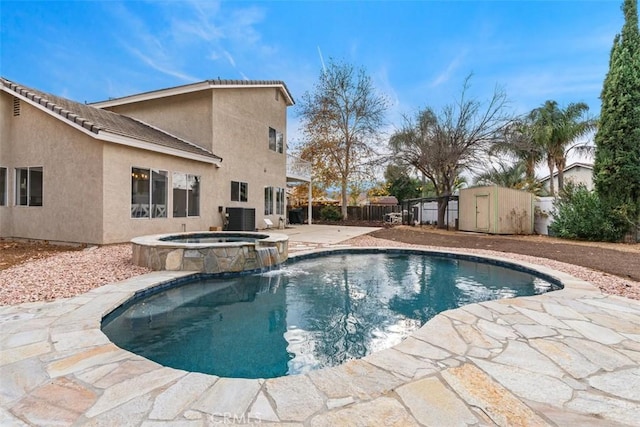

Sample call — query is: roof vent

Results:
[13,97,20,116]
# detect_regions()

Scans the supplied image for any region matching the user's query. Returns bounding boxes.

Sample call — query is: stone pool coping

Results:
[1,247,640,425]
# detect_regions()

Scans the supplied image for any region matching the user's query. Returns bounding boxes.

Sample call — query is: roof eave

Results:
[98,131,222,164]
[90,80,295,108]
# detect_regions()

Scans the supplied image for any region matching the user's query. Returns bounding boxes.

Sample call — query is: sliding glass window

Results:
[276,187,285,215]
[264,186,274,215]
[231,181,248,202]
[131,167,167,218]
[173,172,200,217]
[15,167,42,206]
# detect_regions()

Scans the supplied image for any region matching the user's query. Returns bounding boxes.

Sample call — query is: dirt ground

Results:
[371,226,640,282]
[1,228,638,282]
[0,239,82,271]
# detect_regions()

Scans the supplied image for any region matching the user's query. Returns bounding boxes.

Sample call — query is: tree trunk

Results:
[547,157,556,196]
[556,158,566,193]
[341,178,348,220]
[525,158,536,182]
[437,195,449,229]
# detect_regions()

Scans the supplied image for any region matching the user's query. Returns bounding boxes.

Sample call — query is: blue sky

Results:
[0,0,627,146]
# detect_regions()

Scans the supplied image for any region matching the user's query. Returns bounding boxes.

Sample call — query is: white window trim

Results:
[264,186,274,215]
[172,172,201,218]
[131,167,169,219]
[15,166,43,207]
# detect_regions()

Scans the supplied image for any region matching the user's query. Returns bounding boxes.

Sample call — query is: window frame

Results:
[0,167,7,206]
[15,166,43,207]
[264,186,274,215]
[131,167,168,219]
[231,181,248,202]
[276,187,285,215]
[276,131,284,154]
[268,127,277,151]
[172,172,201,218]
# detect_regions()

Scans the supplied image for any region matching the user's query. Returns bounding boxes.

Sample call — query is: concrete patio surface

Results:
[279,224,381,247]
[1,228,639,426]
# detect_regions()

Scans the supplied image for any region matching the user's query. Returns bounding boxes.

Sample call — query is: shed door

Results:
[475,195,490,231]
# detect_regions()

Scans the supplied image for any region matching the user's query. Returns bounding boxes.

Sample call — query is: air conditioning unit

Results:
[226,207,256,231]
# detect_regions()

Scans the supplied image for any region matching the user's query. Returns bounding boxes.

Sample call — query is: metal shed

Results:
[458,186,534,234]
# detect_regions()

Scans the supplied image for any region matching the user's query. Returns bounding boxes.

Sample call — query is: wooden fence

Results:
[293,205,401,222]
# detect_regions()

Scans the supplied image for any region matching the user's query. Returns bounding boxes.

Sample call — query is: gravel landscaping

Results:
[0,227,638,306]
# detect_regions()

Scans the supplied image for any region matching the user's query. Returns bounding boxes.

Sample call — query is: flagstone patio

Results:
[1,246,639,426]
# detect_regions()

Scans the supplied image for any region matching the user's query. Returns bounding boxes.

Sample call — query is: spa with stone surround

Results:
[131,231,288,273]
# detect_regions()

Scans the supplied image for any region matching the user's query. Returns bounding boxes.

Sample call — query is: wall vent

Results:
[13,97,21,116]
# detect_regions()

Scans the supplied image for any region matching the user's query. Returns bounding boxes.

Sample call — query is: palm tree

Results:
[491,115,545,182]
[531,101,596,195]
[474,161,543,194]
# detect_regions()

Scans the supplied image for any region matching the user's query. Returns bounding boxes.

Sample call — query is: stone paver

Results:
[1,244,640,426]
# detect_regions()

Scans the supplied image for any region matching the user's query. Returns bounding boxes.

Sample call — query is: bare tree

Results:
[298,59,389,219]
[389,76,511,228]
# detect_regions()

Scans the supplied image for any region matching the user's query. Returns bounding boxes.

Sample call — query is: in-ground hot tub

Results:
[131,231,288,273]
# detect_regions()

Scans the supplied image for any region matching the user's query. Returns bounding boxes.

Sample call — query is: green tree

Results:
[531,100,596,195]
[491,115,544,182]
[298,59,389,219]
[383,164,425,202]
[475,161,522,187]
[389,77,511,228]
[594,0,640,235]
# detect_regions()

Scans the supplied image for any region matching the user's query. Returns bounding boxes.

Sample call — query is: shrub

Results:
[320,205,342,221]
[550,183,626,242]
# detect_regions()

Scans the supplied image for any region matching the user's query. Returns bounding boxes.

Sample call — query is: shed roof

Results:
[1,77,222,163]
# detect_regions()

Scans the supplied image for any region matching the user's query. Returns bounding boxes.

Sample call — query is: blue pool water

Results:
[102,251,560,379]
[159,232,266,244]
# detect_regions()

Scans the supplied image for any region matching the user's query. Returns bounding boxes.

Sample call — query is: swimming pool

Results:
[102,249,561,379]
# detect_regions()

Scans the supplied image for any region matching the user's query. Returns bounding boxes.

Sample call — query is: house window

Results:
[269,127,284,153]
[269,127,277,151]
[15,167,43,206]
[264,186,274,215]
[131,167,167,218]
[276,131,284,153]
[173,172,200,217]
[276,187,285,215]
[152,170,168,218]
[0,167,6,206]
[231,181,248,202]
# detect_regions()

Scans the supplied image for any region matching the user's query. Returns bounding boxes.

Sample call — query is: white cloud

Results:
[430,50,467,88]
[126,46,199,82]
[223,50,236,68]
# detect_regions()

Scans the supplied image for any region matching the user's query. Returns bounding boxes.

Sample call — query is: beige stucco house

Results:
[0,77,309,244]
[540,162,594,194]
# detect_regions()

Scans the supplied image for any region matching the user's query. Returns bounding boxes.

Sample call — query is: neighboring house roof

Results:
[369,196,399,205]
[1,77,222,164]
[90,79,295,108]
[540,162,593,183]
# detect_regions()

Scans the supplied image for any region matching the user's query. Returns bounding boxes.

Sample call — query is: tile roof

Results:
[91,78,295,107]
[1,77,222,162]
